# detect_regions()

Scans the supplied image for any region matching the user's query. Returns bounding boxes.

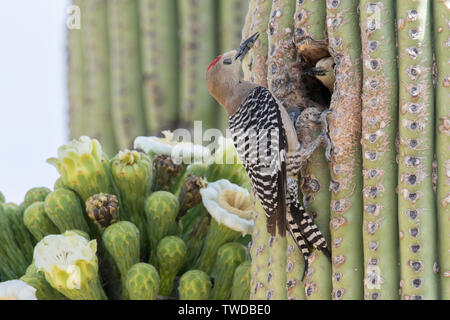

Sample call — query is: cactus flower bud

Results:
[152,154,185,192]
[178,270,212,300]
[102,221,140,299]
[20,266,65,300]
[23,187,51,208]
[126,263,160,300]
[230,260,251,300]
[156,236,187,296]
[23,202,59,242]
[45,189,90,234]
[209,242,249,300]
[86,193,120,230]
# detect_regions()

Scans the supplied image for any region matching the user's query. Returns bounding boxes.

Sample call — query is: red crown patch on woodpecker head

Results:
[207,55,222,72]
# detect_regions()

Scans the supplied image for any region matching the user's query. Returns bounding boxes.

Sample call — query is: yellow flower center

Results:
[119,150,141,165]
[218,189,253,220]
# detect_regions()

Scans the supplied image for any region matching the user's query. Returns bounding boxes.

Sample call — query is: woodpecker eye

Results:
[223,58,232,65]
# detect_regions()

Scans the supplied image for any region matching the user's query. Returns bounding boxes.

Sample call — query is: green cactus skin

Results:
[360,0,399,300]
[218,0,248,130]
[193,218,242,275]
[249,196,270,299]
[231,260,251,300]
[242,0,271,86]
[1,203,35,263]
[102,221,141,299]
[145,191,180,264]
[20,268,65,300]
[23,202,59,242]
[79,0,117,156]
[301,148,332,300]
[210,242,248,300]
[179,0,218,131]
[139,0,179,134]
[326,0,364,300]
[0,205,29,279]
[286,236,306,300]
[186,163,209,177]
[67,0,86,141]
[434,0,450,300]
[44,189,90,235]
[178,270,212,300]
[107,0,146,150]
[126,263,160,300]
[111,150,152,256]
[156,236,187,297]
[23,187,51,208]
[397,0,438,300]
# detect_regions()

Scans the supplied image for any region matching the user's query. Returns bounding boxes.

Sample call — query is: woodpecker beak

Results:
[234,32,260,61]
[302,67,328,77]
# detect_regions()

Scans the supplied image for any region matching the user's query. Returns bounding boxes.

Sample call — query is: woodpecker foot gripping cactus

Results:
[156,236,187,297]
[178,270,212,300]
[126,263,160,300]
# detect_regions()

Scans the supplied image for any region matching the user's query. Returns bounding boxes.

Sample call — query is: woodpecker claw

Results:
[235,32,260,61]
[302,67,328,77]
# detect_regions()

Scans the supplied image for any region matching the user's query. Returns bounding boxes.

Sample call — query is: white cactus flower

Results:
[48,136,103,165]
[200,179,254,236]
[0,280,37,300]
[134,131,176,156]
[33,231,98,290]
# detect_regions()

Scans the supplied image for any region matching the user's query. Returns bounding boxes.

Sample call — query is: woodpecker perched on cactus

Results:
[206,33,331,277]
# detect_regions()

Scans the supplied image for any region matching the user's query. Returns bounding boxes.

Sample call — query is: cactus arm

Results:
[301,149,332,300]
[433,0,450,300]
[241,0,256,82]
[359,0,400,300]
[107,0,146,150]
[67,0,85,140]
[139,0,179,134]
[397,0,438,300]
[179,0,218,131]
[80,0,117,155]
[286,236,306,300]
[326,0,364,300]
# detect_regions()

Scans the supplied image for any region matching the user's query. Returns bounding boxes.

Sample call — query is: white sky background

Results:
[0,0,69,204]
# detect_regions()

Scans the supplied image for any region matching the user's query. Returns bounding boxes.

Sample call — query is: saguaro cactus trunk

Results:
[326,0,364,300]
[397,0,438,300]
[360,0,399,300]
[433,0,450,300]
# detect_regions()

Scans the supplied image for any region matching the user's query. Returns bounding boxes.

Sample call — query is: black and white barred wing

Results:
[229,87,288,237]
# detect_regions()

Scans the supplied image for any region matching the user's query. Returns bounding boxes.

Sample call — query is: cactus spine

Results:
[433,0,450,300]
[107,0,146,150]
[326,0,364,300]
[360,0,400,300]
[80,0,117,155]
[179,0,217,130]
[397,0,438,300]
[139,0,179,134]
